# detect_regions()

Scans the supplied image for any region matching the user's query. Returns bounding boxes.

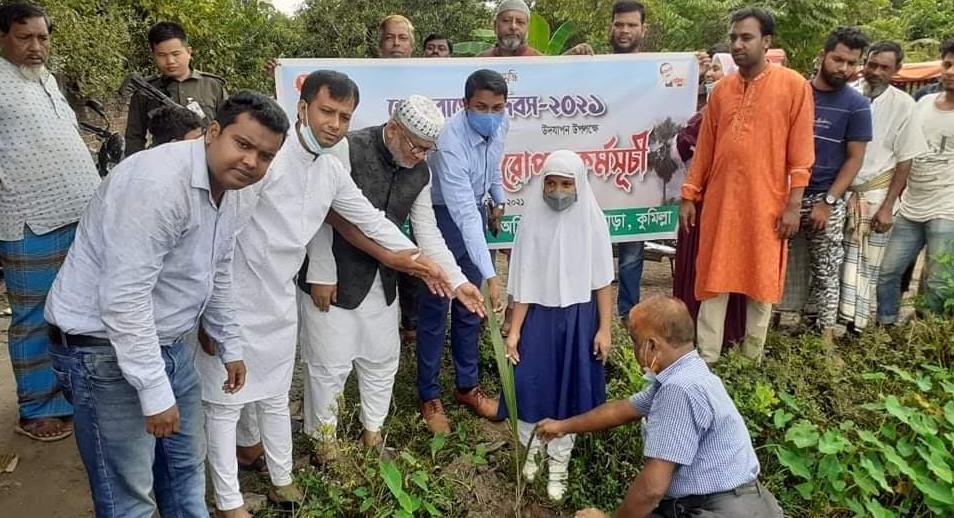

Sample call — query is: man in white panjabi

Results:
[298,96,485,459]
[838,41,928,330]
[193,71,446,517]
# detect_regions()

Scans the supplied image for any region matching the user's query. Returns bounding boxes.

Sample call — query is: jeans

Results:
[49,338,207,518]
[617,241,645,319]
[417,205,484,401]
[876,215,954,323]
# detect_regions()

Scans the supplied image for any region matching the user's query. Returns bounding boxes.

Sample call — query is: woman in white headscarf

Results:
[503,149,614,501]
[674,51,748,350]
[703,52,738,98]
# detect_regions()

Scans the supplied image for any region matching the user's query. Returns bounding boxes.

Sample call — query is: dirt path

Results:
[0,285,93,518]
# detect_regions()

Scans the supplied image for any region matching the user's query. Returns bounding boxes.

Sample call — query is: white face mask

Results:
[639,340,659,383]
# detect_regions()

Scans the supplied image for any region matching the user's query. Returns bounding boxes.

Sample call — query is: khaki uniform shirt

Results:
[124,69,227,154]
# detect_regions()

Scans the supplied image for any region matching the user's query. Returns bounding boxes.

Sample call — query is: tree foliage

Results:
[532,0,954,72]
[34,0,293,100]
[43,0,133,99]
[21,0,954,101]
[292,0,493,58]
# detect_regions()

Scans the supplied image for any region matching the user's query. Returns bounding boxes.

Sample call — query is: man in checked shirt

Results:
[536,295,783,517]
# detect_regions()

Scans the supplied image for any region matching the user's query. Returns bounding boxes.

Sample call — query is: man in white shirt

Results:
[194,72,451,517]
[839,41,928,331]
[877,39,954,322]
[298,96,484,462]
[0,2,100,442]
[45,91,288,518]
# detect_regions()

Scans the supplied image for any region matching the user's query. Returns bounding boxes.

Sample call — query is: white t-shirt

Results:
[899,94,954,222]
[849,83,927,208]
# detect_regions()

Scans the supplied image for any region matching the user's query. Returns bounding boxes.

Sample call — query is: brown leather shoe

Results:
[420,399,451,435]
[453,387,503,421]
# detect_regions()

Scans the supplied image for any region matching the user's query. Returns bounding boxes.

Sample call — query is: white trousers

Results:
[204,395,294,511]
[518,420,575,466]
[299,275,401,441]
[236,403,260,447]
[302,357,399,440]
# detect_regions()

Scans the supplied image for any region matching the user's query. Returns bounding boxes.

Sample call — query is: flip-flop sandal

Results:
[238,454,269,473]
[15,418,73,442]
[267,489,303,513]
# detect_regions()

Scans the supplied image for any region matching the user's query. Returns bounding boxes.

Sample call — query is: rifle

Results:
[119,75,179,109]
[120,74,211,125]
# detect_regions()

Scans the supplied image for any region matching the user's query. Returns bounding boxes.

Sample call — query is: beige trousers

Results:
[697,294,773,363]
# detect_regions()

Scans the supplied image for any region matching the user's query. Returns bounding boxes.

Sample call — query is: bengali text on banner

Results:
[275,54,698,247]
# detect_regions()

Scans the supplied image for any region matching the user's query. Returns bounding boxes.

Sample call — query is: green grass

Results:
[237,313,954,517]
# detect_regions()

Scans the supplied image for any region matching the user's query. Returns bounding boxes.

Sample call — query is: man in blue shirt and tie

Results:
[418,69,508,434]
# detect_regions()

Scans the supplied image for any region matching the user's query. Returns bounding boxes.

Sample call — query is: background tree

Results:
[15,0,954,102]
[293,0,492,58]
[42,0,133,99]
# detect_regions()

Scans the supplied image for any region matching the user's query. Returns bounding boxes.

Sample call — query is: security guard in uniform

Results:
[124,21,227,155]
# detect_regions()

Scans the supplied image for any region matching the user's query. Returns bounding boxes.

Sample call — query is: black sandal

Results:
[268,487,303,512]
[237,454,269,473]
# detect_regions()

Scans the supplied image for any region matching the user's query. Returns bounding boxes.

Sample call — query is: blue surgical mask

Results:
[466,111,503,138]
[544,191,576,212]
[704,82,716,96]
[298,111,328,155]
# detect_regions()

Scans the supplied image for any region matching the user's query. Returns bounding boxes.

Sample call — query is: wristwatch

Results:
[824,193,837,205]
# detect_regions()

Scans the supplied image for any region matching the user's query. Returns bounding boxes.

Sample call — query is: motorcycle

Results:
[78,99,124,177]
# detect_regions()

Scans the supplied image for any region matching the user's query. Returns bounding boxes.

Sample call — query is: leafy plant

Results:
[379,452,452,517]
[452,28,496,56]
[770,364,954,517]
[527,12,579,55]
[481,285,526,514]
[926,245,954,316]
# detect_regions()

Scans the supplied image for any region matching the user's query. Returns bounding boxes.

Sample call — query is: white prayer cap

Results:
[394,95,445,142]
[496,0,530,17]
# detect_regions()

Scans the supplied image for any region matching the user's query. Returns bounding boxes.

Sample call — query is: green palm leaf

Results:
[527,12,551,54]
[546,21,578,56]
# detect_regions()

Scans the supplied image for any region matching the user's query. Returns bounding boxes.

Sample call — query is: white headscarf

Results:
[507,150,615,308]
[713,53,738,77]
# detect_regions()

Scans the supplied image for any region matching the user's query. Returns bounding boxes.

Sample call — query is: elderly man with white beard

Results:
[0,1,99,442]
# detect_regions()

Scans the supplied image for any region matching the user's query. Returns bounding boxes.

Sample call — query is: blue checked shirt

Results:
[629,351,760,498]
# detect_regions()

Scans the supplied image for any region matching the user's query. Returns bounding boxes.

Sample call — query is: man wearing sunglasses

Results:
[297,95,485,460]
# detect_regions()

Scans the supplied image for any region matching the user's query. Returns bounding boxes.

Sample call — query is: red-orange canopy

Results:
[893,61,942,83]
[767,48,787,65]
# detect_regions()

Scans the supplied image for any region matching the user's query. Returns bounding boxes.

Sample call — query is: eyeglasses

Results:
[399,126,435,157]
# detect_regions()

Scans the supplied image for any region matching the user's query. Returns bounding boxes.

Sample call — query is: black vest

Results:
[297,125,430,309]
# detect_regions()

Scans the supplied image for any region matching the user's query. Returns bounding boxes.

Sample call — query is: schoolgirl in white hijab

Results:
[503,149,614,501]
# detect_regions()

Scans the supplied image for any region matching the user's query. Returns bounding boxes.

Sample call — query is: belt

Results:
[48,325,111,348]
[849,169,894,194]
[656,481,761,517]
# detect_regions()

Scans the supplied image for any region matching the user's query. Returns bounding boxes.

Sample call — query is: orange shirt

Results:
[681,64,815,303]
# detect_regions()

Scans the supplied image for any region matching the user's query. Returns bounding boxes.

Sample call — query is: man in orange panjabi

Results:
[679,7,815,364]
